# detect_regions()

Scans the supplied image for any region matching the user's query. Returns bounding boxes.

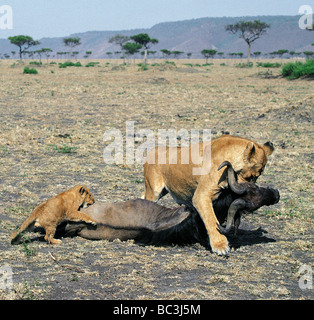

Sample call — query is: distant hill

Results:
[0,15,313,59]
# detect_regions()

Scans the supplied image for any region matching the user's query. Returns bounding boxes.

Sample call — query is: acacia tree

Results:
[105,52,112,59]
[225,20,270,63]
[253,51,262,60]
[8,35,40,60]
[303,51,314,59]
[160,49,171,59]
[34,49,43,63]
[63,37,81,60]
[201,49,217,63]
[109,34,130,62]
[130,33,158,64]
[41,48,53,62]
[84,51,92,59]
[276,49,289,62]
[171,51,184,59]
[122,42,142,63]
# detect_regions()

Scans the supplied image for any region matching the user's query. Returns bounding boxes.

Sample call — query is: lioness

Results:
[10,185,96,245]
[143,135,274,255]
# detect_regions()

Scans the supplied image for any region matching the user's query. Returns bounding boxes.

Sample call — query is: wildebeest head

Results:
[217,161,280,235]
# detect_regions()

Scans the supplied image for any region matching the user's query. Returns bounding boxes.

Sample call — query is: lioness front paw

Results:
[210,233,230,256]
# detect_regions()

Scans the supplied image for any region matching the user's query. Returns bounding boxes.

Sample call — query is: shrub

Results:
[282,62,299,77]
[282,59,314,79]
[29,61,42,66]
[235,62,253,68]
[23,67,38,74]
[165,61,176,66]
[48,144,77,153]
[138,63,149,71]
[85,62,100,67]
[257,62,281,68]
[58,61,82,68]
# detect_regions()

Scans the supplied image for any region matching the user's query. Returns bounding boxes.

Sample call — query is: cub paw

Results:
[50,239,62,245]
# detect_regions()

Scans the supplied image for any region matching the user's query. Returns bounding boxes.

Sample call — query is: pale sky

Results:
[0,0,312,39]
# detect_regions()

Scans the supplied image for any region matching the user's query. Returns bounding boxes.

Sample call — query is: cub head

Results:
[78,186,95,208]
[239,141,274,183]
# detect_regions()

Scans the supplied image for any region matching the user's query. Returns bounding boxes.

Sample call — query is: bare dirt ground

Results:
[0,59,313,300]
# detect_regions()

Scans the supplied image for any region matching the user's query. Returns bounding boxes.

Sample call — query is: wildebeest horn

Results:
[217,198,247,235]
[218,161,247,195]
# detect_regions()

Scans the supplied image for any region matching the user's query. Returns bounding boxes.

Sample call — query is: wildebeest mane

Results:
[135,207,209,248]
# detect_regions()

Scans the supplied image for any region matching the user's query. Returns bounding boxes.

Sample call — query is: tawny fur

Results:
[143,135,274,255]
[10,185,96,245]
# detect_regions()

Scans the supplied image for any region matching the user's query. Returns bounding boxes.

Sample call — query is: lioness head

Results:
[78,186,95,208]
[239,141,274,183]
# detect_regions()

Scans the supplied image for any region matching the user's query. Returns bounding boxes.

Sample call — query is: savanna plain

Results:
[0,59,313,300]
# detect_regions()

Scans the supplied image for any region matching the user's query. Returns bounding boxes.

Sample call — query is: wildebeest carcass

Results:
[61,199,192,241]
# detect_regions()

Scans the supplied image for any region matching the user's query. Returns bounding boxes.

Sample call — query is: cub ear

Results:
[79,186,86,195]
[263,141,274,156]
[243,142,255,163]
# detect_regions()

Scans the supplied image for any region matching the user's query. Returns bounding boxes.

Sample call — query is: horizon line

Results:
[0,13,301,40]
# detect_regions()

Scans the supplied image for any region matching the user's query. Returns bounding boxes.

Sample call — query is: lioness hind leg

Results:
[144,184,168,202]
[67,211,97,225]
[144,176,168,202]
[143,163,168,202]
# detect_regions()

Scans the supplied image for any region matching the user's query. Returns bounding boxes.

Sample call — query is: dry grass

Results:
[0,59,313,300]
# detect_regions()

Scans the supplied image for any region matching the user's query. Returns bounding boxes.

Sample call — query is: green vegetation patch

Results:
[257,62,281,68]
[282,59,314,79]
[23,67,38,74]
[59,61,82,68]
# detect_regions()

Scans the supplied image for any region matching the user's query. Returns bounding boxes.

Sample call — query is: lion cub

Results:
[10,185,96,245]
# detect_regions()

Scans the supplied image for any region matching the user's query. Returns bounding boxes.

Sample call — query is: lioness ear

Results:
[79,186,86,195]
[263,141,274,156]
[243,142,255,163]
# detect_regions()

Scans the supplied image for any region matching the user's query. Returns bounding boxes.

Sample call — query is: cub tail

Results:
[10,210,38,245]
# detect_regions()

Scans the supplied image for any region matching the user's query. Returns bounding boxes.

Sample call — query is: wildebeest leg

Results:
[233,212,241,236]
[61,199,191,241]
[148,206,190,231]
